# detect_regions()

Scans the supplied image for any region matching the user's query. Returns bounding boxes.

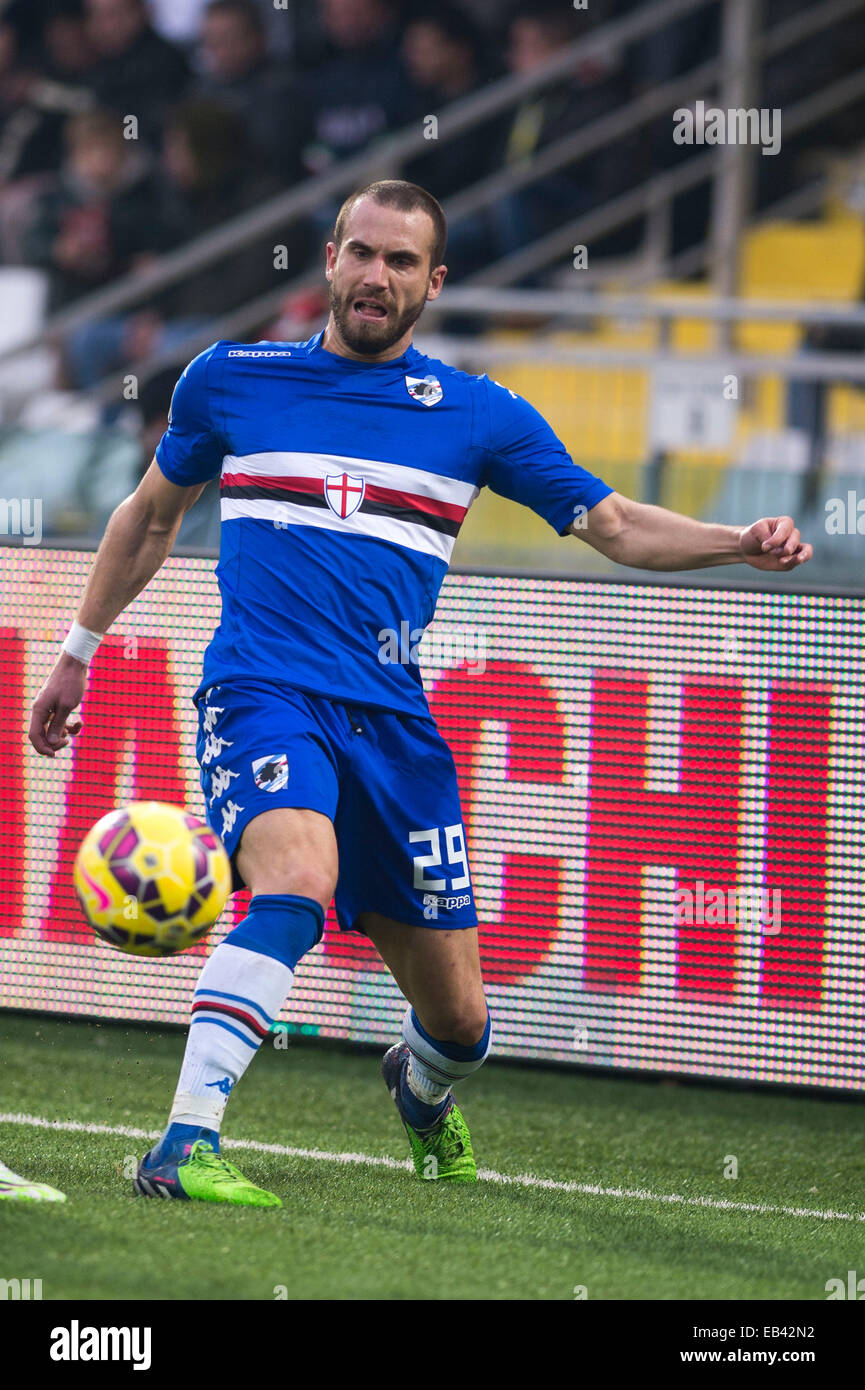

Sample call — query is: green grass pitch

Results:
[1,1012,863,1301]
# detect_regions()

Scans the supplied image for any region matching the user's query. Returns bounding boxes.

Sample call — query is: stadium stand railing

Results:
[412,292,865,587]
[1,0,864,588]
[3,0,864,376]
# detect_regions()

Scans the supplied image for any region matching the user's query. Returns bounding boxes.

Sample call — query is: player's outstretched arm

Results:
[574,493,813,572]
[28,461,206,757]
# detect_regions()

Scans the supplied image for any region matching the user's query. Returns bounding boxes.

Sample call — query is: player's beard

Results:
[328,278,429,356]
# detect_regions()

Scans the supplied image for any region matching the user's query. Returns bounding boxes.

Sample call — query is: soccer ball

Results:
[74,801,232,956]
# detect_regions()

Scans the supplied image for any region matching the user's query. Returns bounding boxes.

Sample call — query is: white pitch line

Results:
[1,1111,863,1224]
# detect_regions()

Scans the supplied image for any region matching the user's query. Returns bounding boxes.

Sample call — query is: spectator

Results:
[401,4,492,201]
[83,0,190,148]
[40,2,99,82]
[145,98,308,354]
[191,0,309,182]
[133,363,221,544]
[156,99,286,284]
[621,0,719,226]
[0,12,94,183]
[57,99,305,388]
[21,107,159,305]
[399,3,501,280]
[491,1,630,269]
[135,364,184,473]
[0,1,50,61]
[303,0,412,172]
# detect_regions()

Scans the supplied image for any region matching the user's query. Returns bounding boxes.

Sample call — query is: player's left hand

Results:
[738,516,813,571]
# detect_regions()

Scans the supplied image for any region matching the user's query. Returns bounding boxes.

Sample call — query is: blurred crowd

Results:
[1,0,864,394]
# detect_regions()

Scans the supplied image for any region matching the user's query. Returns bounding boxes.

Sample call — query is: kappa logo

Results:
[324,472,365,519]
[405,374,443,406]
[221,800,244,836]
[202,702,224,734]
[227,349,293,358]
[205,1075,235,1096]
[201,733,233,766]
[252,753,289,792]
[423,892,471,918]
[209,765,239,806]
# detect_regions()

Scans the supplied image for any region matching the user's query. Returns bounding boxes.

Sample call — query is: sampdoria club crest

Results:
[405,374,443,406]
[252,754,289,792]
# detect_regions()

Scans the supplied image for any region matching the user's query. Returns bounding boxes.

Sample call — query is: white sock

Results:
[401,1004,492,1108]
[168,943,294,1133]
[406,1055,451,1105]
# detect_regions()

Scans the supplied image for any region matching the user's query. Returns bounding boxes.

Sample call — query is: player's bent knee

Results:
[238,837,336,907]
[247,866,336,910]
[434,1009,491,1049]
[414,993,490,1050]
[236,808,337,909]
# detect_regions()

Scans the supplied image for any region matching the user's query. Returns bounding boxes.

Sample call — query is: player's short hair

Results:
[332,180,447,272]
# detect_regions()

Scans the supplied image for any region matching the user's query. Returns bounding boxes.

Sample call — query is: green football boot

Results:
[0,1159,66,1202]
[382,1043,477,1182]
[135,1137,282,1207]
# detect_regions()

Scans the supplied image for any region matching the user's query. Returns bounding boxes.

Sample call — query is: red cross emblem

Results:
[324,472,366,519]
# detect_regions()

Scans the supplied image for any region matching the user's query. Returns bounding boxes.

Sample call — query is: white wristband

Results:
[62,620,104,665]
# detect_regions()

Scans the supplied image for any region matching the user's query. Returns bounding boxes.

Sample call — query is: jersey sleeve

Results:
[480,377,613,535]
[154,345,225,486]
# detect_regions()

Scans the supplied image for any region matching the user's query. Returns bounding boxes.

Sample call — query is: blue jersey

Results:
[155,331,613,715]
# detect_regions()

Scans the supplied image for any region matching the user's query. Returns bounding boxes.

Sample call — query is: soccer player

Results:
[29,181,812,1206]
[0,1159,66,1202]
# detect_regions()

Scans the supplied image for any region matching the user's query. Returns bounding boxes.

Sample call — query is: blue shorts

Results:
[194,680,478,934]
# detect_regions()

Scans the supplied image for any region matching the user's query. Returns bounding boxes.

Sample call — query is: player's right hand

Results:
[28,652,87,757]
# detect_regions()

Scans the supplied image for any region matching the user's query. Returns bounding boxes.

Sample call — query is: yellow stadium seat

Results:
[737,216,865,354]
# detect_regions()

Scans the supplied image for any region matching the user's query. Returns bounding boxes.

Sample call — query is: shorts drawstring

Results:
[330,699,364,736]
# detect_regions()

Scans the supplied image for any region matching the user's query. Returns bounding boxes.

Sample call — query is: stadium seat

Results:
[0,268,54,419]
[0,268,50,354]
[737,217,865,355]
